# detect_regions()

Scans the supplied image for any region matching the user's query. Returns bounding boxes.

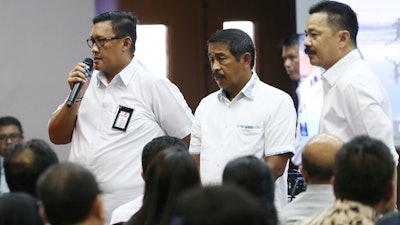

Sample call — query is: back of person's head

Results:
[309,0,358,46]
[281,33,299,47]
[207,28,255,69]
[301,133,343,182]
[222,155,277,225]
[128,146,200,225]
[223,155,275,204]
[0,192,43,225]
[376,212,400,225]
[334,135,395,206]
[92,11,137,54]
[36,162,102,225]
[173,185,271,225]
[141,136,188,173]
[4,138,59,197]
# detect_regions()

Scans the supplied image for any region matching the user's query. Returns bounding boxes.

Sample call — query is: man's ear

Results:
[123,36,132,51]
[39,206,48,224]
[299,165,309,183]
[242,52,252,67]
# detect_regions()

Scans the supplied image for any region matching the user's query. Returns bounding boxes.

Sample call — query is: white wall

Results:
[0,0,95,160]
[295,0,319,34]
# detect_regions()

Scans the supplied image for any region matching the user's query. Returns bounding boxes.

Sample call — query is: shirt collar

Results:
[217,71,259,101]
[95,57,137,87]
[321,49,361,88]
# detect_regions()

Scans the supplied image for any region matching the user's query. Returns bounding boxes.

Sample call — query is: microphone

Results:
[66,58,94,108]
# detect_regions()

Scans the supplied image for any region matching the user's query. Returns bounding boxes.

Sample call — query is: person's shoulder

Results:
[257,81,292,100]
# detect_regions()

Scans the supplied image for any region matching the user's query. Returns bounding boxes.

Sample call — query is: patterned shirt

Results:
[296,199,378,225]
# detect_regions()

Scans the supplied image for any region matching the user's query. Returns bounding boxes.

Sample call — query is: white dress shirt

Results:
[190,72,296,211]
[54,57,193,223]
[319,49,398,162]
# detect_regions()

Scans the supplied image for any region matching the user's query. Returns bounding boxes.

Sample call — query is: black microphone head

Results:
[83,58,94,71]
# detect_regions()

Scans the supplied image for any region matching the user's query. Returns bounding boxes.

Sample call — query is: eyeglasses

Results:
[86,36,125,49]
[0,133,22,142]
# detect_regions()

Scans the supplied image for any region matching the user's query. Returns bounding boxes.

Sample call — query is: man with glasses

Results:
[48,11,193,224]
[0,116,24,195]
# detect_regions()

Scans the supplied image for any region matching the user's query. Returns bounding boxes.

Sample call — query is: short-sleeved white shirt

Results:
[58,58,193,221]
[190,72,296,210]
[320,50,398,163]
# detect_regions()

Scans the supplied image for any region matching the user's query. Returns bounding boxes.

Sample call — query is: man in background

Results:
[0,116,24,195]
[281,35,323,166]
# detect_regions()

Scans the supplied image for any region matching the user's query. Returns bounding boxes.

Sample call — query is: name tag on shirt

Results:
[112,105,134,131]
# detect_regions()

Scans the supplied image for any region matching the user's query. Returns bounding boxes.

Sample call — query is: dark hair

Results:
[207,28,255,69]
[142,136,188,172]
[334,136,395,205]
[93,11,137,54]
[4,139,59,197]
[0,192,43,225]
[222,156,277,225]
[0,116,23,135]
[174,185,269,225]
[281,34,299,47]
[309,0,358,46]
[127,146,201,225]
[36,162,100,225]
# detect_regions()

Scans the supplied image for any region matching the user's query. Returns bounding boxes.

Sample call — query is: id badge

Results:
[112,105,134,131]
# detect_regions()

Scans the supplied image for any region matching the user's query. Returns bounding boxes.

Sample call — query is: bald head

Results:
[301,134,343,183]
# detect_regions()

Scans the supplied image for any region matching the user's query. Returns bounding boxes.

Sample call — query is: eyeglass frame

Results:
[86,36,126,49]
[0,133,22,142]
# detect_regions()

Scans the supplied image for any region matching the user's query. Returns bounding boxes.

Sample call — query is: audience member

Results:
[125,146,201,225]
[223,155,277,225]
[4,138,59,197]
[190,28,296,211]
[279,133,342,225]
[110,136,188,225]
[48,11,193,223]
[304,1,398,164]
[0,192,43,225]
[297,136,396,225]
[36,162,104,225]
[0,116,24,195]
[173,185,271,225]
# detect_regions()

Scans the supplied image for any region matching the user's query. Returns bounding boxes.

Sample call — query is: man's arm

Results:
[265,152,292,180]
[48,104,79,144]
[48,63,90,144]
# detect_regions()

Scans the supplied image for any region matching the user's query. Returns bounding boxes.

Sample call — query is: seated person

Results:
[223,155,277,225]
[4,138,59,197]
[279,133,342,225]
[297,136,396,225]
[125,146,201,225]
[36,162,104,225]
[172,185,271,225]
[110,136,188,225]
[0,192,43,225]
